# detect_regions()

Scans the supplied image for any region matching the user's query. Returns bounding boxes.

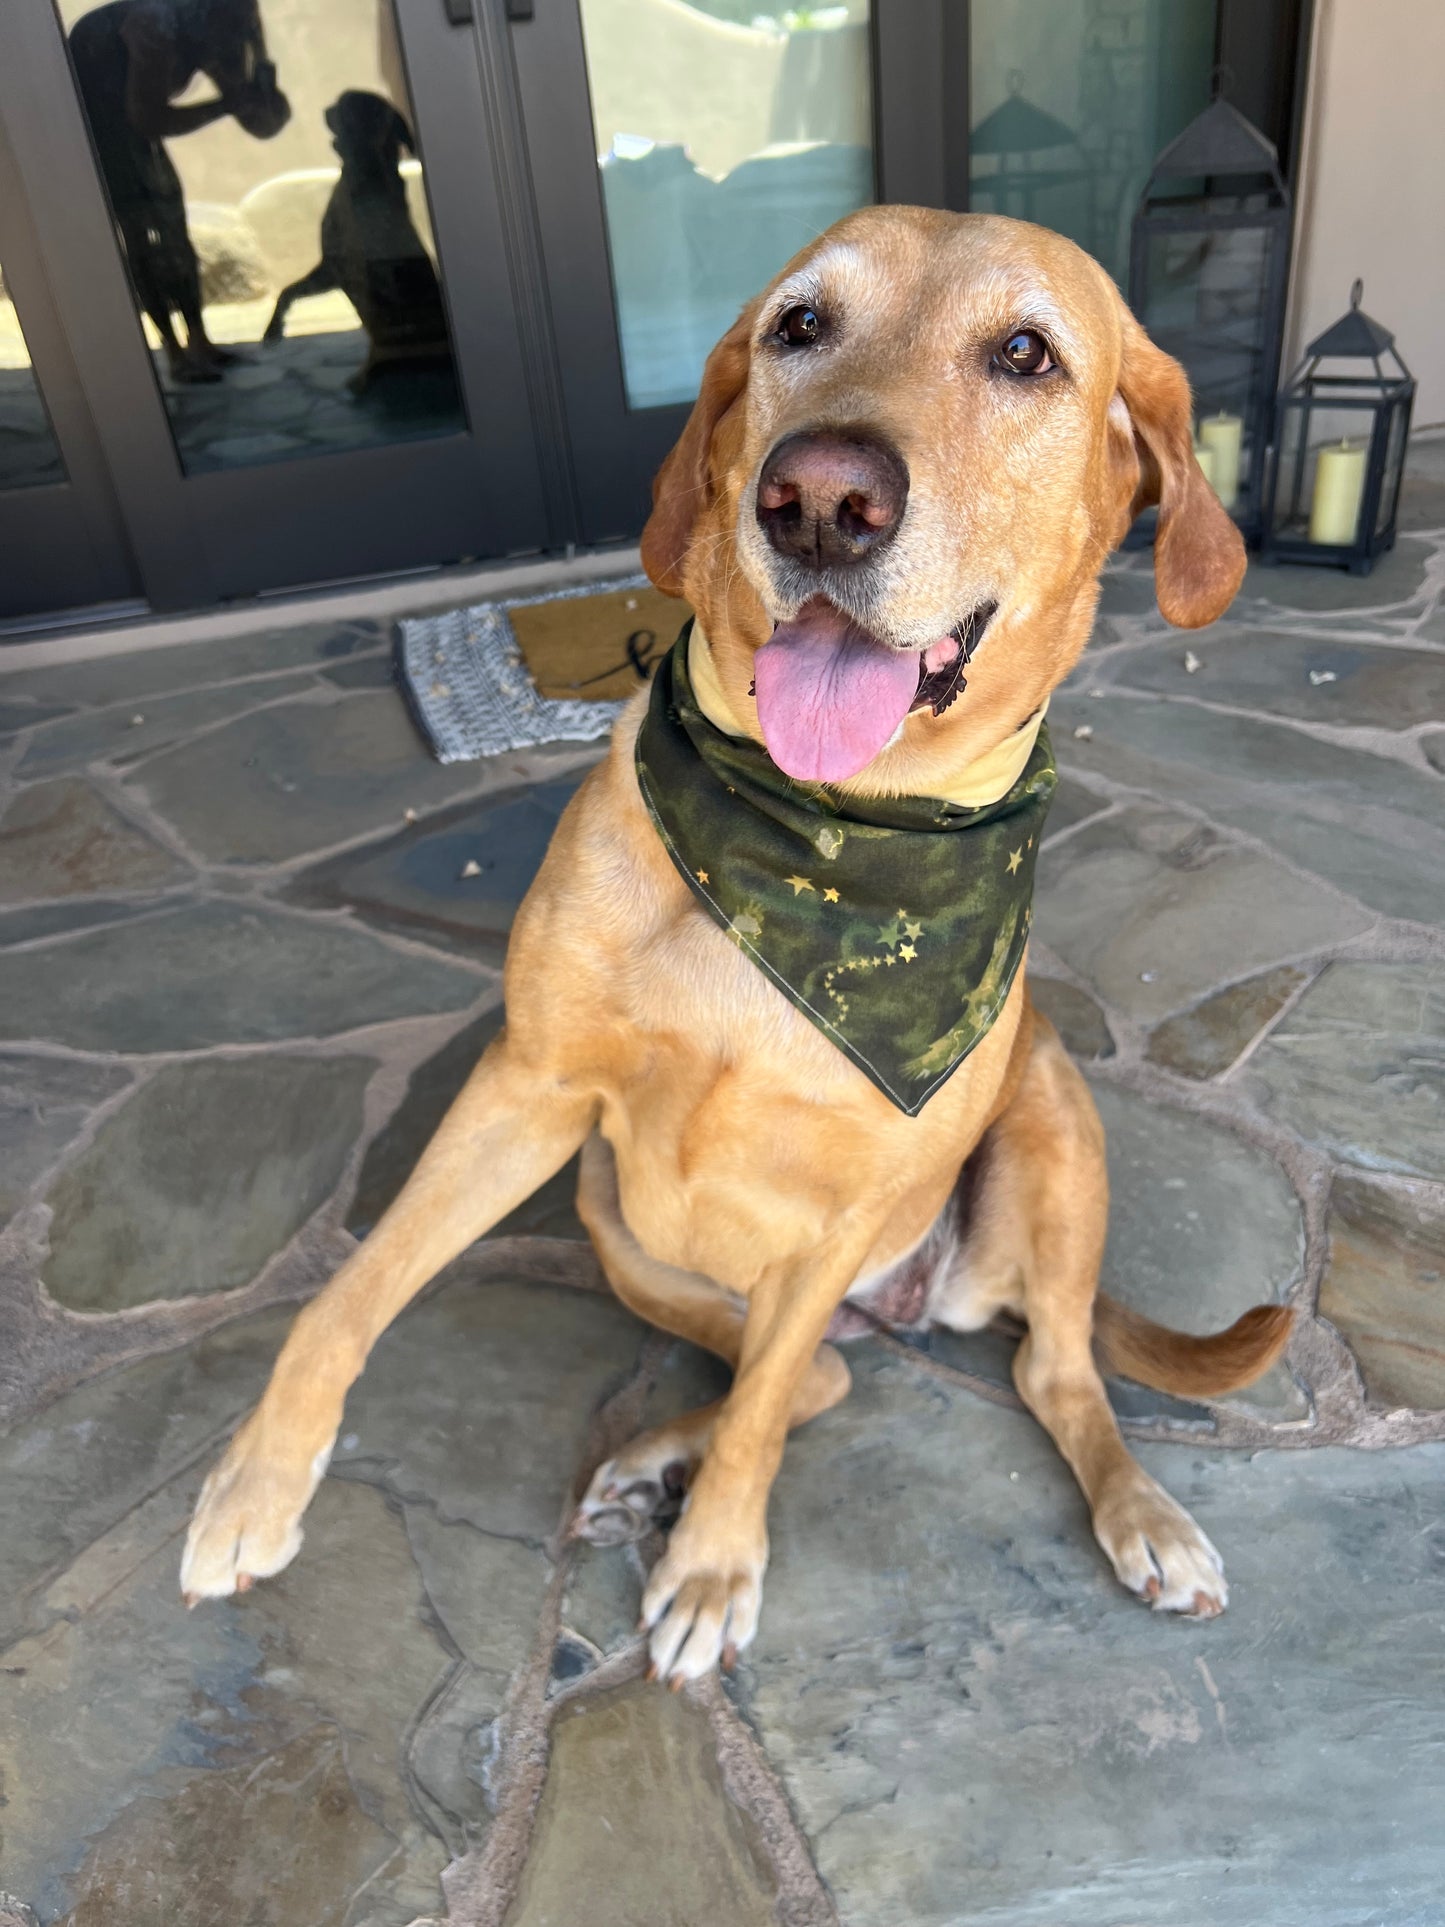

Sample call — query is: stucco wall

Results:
[1287,0,1445,426]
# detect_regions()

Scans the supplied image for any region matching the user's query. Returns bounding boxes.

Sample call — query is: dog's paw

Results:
[569,1433,695,1547]
[180,1415,333,1605]
[1092,1471,1227,1618]
[640,1513,767,1686]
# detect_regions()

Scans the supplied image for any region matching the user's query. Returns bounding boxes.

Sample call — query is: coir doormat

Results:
[397,575,691,763]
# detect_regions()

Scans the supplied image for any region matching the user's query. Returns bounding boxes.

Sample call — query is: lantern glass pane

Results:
[1271,399,1379,549]
[1376,401,1409,537]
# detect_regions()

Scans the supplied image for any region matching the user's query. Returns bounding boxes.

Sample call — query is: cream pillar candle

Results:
[1193,442,1217,493]
[1198,413,1243,508]
[1308,439,1367,546]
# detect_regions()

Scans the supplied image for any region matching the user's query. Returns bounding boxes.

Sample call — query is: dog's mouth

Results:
[752,597,996,784]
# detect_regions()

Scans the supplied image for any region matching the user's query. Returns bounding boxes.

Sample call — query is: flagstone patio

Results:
[1,438,1444,1926]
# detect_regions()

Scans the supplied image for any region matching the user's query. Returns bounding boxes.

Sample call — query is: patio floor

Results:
[2,442,1444,1927]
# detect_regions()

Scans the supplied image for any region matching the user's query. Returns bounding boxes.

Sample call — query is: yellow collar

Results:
[687,616,1046,811]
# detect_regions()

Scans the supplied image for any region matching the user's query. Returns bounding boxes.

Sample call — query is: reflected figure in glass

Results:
[264,91,450,397]
[69,0,291,384]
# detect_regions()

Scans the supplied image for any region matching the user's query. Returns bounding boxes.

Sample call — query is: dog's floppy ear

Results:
[640,303,756,598]
[1110,312,1245,629]
[390,106,416,156]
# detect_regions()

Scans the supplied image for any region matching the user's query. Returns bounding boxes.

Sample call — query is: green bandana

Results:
[634,625,1057,1115]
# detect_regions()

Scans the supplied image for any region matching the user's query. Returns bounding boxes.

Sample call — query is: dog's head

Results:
[642,206,1243,790]
[325,90,413,168]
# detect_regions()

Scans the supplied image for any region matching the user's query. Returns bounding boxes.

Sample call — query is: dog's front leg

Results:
[640,1226,874,1685]
[181,1032,594,1602]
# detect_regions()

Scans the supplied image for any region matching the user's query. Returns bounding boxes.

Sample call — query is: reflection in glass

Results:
[578,0,874,410]
[56,0,464,474]
[0,257,67,491]
[969,0,1217,288]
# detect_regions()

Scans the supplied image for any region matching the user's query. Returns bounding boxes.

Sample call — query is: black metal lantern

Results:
[1129,97,1291,542]
[1261,283,1416,575]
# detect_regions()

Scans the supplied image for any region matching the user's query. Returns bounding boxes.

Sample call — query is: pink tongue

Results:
[754,605,920,783]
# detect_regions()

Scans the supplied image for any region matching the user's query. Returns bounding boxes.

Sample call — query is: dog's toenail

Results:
[644,1661,658,1683]
[722,1642,738,1672]
[1144,1575,1161,1601]
[668,1673,685,1693]
[236,1573,254,1593]
[662,1461,688,1496]
[182,1591,198,1610]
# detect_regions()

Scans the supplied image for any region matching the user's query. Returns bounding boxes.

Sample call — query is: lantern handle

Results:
[1349,278,1364,309]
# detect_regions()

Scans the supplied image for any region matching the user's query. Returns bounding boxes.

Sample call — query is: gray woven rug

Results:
[397,577,644,763]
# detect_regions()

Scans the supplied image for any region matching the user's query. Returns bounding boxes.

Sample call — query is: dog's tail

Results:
[1093,1293,1294,1398]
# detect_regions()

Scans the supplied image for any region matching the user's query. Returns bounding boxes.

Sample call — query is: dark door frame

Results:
[0,0,555,613]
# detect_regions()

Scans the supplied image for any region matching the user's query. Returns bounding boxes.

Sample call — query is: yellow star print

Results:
[696,869,710,884]
[785,875,816,896]
[899,942,918,962]
[903,918,922,941]
[823,887,840,903]
[1006,848,1023,875]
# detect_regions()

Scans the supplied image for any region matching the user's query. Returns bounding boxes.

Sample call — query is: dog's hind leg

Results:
[569,1133,850,1547]
[938,1013,1230,1617]
[181,1030,595,1603]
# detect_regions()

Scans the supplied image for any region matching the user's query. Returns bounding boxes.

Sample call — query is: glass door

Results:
[0,0,555,610]
[508,0,943,546]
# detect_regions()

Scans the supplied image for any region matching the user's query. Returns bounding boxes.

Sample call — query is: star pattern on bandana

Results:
[785,875,816,896]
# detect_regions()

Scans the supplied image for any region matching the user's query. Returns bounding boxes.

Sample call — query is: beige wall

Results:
[1287,0,1445,427]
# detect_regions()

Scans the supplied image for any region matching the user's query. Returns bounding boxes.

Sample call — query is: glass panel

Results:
[55,0,463,475]
[0,254,68,490]
[1142,220,1273,513]
[969,0,1216,289]
[578,0,874,411]
[1270,397,1381,550]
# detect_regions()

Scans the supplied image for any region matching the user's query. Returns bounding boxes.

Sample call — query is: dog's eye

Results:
[775,305,821,347]
[994,330,1054,377]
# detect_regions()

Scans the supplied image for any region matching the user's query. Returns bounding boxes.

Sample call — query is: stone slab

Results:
[0,699,74,737]
[1026,977,1114,1059]
[506,1683,779,1927]
[43,1054,374,1310]
[131,690,491,864]
[1115,629,1445,729]
[0,1055,130,1228]
[1320,1173,1445,1412]
[741,1345,1445,1927]
[1089,1083,1306,1419]
[319,654,396,690]
[1034,802,1369,1021]
[286,776,584,960]
[1051,692,1445,926]
[348,1005,585,1242]
[1243,961,1445,1181]
[0,897,162,948]
[0,621,374,710]
[1039,777,1111,842]
[0,779,185,904]
[17,673,312,777]
[1146,964,1310,1080]
[332,1274,647,1544]
[0,901,480,1052]
[1237,535,1433,616]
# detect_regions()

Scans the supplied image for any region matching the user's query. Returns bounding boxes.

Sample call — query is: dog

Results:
[184,207,1291,1685]
[263,89,450,394]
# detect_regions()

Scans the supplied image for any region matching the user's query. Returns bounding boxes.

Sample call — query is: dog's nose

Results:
[755,430,909,567]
